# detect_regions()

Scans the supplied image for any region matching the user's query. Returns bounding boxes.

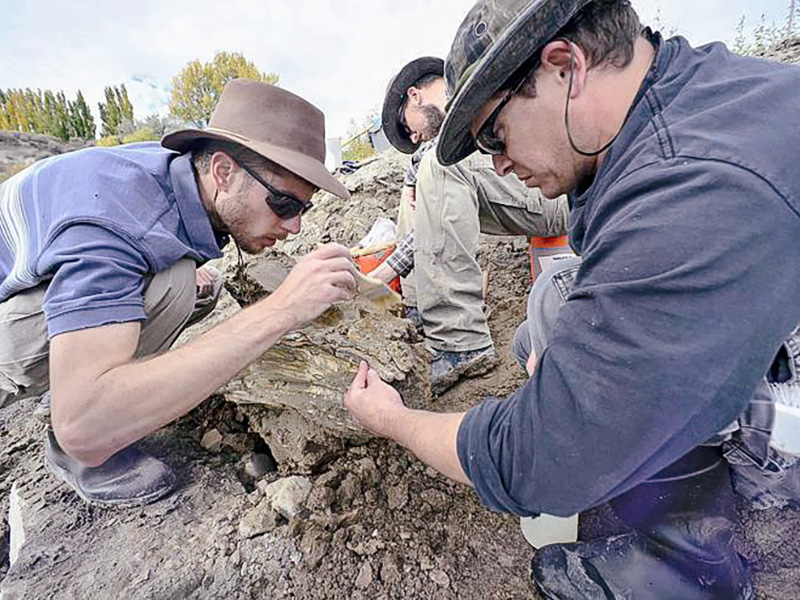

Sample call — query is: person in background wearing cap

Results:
[372,56,569,395]
[346,0,800,597]
[0,79,356,508]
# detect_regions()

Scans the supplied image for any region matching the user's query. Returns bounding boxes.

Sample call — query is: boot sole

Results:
[431,354,499,395]
[45,451,175,509]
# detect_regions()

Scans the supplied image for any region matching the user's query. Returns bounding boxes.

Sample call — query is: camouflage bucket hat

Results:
[437,0,593,166]
[381,57,445,155]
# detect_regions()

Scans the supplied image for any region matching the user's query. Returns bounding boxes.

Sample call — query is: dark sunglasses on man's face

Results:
[238,163,313,220]
[475,69,534,156]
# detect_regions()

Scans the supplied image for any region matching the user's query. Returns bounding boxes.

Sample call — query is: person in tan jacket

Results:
[374,56,570,394]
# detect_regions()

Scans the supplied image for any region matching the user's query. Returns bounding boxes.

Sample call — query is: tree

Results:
[98,84,134,138]
[68,91,96,140]
[732,13,782,56]
[787,0,798,37]
[51,91,69,141]
[0,87,95,140]
[169,51,279,127]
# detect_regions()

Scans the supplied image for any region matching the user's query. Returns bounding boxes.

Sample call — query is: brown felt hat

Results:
[162,78,349,199]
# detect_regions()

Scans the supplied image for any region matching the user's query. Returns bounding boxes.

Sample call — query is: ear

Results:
[209,151,236,194]
[540,40,587,98]
[406,86,423,106]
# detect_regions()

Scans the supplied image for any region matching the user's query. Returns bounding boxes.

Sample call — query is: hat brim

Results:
[162,129,350,200]
[381,57,444,155]
[437,0,592,166]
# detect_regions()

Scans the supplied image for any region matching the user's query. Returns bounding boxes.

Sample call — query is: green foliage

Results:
[96,135,121,147]
[139,113,184,138]
[122,127,159,144]
[98,84,134,138]
[69,91,96,139]
[92,112,182,146]
[342,137,375,162]
[0,88,95,140]
[169,51,279,127]
[342,108,379,163]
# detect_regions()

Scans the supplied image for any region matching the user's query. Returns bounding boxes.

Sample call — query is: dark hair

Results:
[190,139,290,179]
[507,0,643,98]
[399,72,444,120]
[411,72,443,90]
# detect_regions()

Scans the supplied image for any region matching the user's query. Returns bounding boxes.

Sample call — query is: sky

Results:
[0,0,793,141]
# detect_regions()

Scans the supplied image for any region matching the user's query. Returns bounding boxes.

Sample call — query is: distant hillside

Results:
[0,131,91,181]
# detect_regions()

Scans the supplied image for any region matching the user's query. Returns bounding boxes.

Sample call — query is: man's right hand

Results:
[266,243,357,327]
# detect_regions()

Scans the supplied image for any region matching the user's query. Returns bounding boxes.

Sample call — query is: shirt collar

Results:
[572,29,665,205]
[168,153,228,258]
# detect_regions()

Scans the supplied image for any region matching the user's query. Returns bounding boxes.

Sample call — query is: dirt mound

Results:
[0,131,90,180]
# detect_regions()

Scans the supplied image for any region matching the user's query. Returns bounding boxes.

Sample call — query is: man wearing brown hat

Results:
[346,0,800,598]
[375,56,570,394]
[0,78,356,507]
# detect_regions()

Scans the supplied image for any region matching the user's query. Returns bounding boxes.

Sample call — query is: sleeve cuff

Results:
[457,397,540,517]
[46,302,146,338]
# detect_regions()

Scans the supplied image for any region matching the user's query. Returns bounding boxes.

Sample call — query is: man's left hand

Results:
[344,361,407,438]
[196,265,217,299]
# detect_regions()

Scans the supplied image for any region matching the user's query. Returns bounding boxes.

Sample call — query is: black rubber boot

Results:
[45,429,176,508]
[531,446,753,599]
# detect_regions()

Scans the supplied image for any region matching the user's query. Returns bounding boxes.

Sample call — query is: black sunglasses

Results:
[475,68,534,156]
[238,162,313,220]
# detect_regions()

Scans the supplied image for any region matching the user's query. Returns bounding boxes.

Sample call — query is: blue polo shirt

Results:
[0,142,224,337]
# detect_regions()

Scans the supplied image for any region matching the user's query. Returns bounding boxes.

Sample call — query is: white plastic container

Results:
[771,402,800,456]
[769,383,800,456]
[520,513,579,548]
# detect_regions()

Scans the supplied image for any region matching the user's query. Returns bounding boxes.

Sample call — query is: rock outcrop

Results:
[0,131,90,180]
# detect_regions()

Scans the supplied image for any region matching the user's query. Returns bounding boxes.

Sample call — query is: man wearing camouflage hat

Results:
[346,0,800,597]
[376,56,569,395]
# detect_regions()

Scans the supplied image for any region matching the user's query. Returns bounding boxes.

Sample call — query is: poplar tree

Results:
[98,84,134,138]
[0,87,96,140]
[68,91,96,140]
[169,51,279,127]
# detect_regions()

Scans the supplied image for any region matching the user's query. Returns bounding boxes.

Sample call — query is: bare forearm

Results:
[391,409,471,486]
[344,364,471,485]
[57,298,295,465]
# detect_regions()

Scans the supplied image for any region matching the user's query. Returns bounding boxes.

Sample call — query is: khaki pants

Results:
[396,189,418,308]
[0,260,221,408]
[413,150,570,352]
